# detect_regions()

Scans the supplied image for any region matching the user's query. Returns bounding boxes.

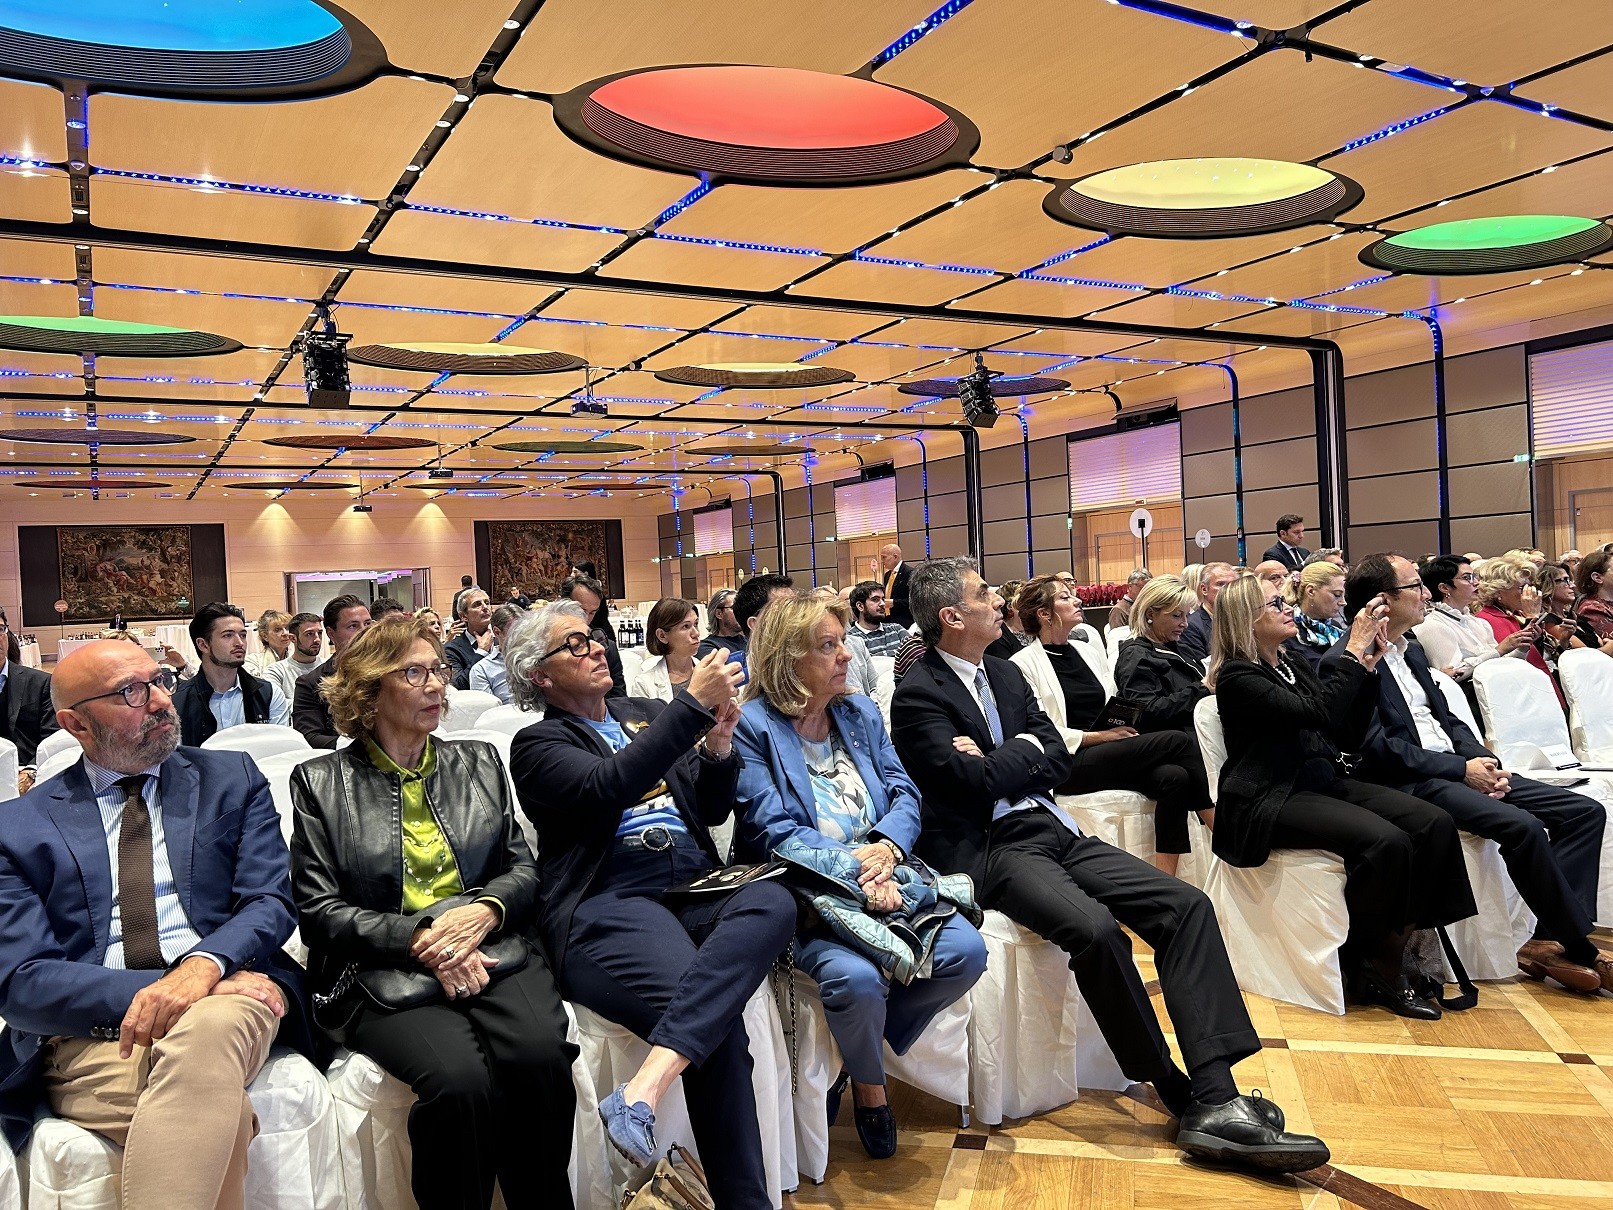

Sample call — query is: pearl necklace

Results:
[1273,658,1296,686]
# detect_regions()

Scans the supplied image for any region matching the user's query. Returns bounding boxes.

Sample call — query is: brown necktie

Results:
[115,775,165,970]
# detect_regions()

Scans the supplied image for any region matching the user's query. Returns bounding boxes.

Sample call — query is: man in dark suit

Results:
[1,607,58,790]
[292,594,371,749]
[1262,514,1312,572]
[879,543,913,630]
[1336,554,1610,993]
[444,586,495,691]
[1177,562,1235,665]
[0,640,309,1204]
[890,557,1329,1173]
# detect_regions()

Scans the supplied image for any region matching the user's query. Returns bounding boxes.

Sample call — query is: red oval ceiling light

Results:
[555,65,977,184]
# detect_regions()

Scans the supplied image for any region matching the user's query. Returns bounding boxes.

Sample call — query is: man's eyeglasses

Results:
[66,666,178,711]
[541,629,605,661]
[1389,581,1425,594]
[393,662,453,688]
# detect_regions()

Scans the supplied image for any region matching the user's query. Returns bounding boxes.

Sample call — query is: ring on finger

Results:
[442,947,456,960]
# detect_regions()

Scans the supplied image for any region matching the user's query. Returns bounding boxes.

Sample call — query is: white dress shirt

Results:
[1413,603,1504,677]
[1382,637,1455,754]
[209,678,291,730]
[468,649,510,703]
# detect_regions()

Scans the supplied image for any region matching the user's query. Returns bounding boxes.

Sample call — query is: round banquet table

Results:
[17,641,41,669]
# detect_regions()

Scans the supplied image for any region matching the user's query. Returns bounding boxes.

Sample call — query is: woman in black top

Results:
[1113,575,1209,734]
[1208,576,1477,1019]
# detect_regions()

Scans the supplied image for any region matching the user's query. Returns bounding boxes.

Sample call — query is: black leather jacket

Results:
[288,737,540,999]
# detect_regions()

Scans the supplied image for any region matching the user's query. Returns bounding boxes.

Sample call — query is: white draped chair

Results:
[472,703,543,738]
[616,646,647,690]
[869,655,896,731]
[32,745,84,787]
[0,738,17,804]
[1104,625,1131,669]
[34,728,81,767]
[1472,657,1613,925]
[441,689,502,733]
[1074,623,1106,668]
[0,1110,18,1210]
[1558,647,1613,766]
[252,747,333,966]
[23,1050,345,1210]
[202,722,312,760]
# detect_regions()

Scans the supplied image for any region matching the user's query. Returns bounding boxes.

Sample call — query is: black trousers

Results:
[345,953,578,1210]
[1400,773,1602,963]
[1269,777,1478,960]
[983,809,1260,1084]
[563,845,797,1210]
[1058,730,1211,854]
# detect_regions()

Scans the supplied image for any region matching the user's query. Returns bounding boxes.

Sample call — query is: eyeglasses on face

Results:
[541,629,605,661]
[1390,580,1425,594]
[393,662,453,688]
[1264,597,1291,614]
[1455,573,1480,583]
[66,666,179,711]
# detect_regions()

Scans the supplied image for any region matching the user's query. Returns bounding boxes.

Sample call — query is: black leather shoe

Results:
[1176,1096,1330,1173]
[826,1069,850,1128]
[854,1104,898,1160]
[1248,1089,1284,1132]
[1353,964,1441,1020]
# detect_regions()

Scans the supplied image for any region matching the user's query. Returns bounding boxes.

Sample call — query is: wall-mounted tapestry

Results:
[19,524,228,626]
[475,520,624,601]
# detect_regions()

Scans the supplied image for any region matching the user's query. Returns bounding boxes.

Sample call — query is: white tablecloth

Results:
[17,642,41,669]
[154,624,190,651]
[56,636,162,662]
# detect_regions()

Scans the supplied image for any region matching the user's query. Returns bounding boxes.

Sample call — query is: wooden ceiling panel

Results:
[340,0,522,78]
[790,261,984,308]
[821,343,952,381]
[661,171,984,257]
[1215,305,1381,339]
[499,0,940,92]
[0,239,79,283]
[91,78,454,197]
[1313,0,1610,86]
[1063,52,1436,178]
[642,331,828,369]
[540,288,738,332]
[917,351,1088,379]
[96,351,286,396]
[1520,52,1613,123]
[0,79,66,161]
[874,181,1086,274]
[1044,227,1337,291]
[94,285,312,348]
[338,268,550,317]
[603,239,827,294]
[0,169,73,224]
[993,330,1152,358]
[92,248,336,300]
[879,0,1242,169]
[331,303,508,346]
[715,305,889,343]
[0,280,79,317]
[1337,267,1570,315]
[111,380,262,402]
[880,318,1039,350]
[959,277,1144,319]
[1174,1,1339,25]
[512,320,684,368]
[410,96,693,230]
[1392,149,1613,226]
[371,209,624,274]
[1209,232,1384,301]
[1436,268,1613,343]
[90,177,377,251]
[1087,294,1269,329]
[1330,317,1442,375]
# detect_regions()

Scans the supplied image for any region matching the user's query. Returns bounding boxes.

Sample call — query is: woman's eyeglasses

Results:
[66,666,179,711]
[1264,597,1291,614]
[394,662,453,688]
[541,629,605,661]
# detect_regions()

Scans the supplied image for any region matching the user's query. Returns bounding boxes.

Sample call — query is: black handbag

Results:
[312,891,528,1031]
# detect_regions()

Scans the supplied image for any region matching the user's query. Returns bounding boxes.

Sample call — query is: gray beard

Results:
[88,708,181,772]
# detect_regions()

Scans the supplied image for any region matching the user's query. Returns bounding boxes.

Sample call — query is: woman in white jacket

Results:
[630,596,702,701]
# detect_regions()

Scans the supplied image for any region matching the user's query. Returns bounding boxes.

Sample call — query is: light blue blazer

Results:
[733,693,923,863]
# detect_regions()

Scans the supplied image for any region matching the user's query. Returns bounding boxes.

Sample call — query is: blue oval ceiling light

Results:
[0,0,384,97]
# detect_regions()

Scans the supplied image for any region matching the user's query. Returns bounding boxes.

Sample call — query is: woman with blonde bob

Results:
[1208,576,1476,1019]
[735,594,985,1160]
[1283,561,1348,670]
[415,606,444,643]
[289,617,577,1210]
[1113,575,1211,737]
[1474,551,1558,691]
[247,608,292,675]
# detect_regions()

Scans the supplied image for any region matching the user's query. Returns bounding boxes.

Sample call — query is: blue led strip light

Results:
[404,201,628,235]
[652,178,712,227]
[1035,236,1114,271]
[869,0,979,66]
[652,232,823,257]
[1020,273,1146,290]
[850,252,1000,276]
[1331,106,1452,154]
[94,167,364,204]
[1116,0,1244,35]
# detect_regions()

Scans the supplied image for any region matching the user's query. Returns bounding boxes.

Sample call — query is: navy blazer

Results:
[0,747,308,1148]
[1177,607,1213,665]
[733,693,922,863]
[2,660,58,767]
[1325,634,1490,788]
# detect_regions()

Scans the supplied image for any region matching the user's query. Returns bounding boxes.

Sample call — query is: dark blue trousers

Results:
[563,844,796,1210]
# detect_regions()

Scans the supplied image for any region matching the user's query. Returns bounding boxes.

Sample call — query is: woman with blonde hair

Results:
[289,616,577,1209]
[1474,552,1556,691]
[735,594,984,1159]
[1113,576,1210,740]
[1208,576,1476,1019]
[247,608,292,675]
[1284,561,1348,670]
[415,606,444,643]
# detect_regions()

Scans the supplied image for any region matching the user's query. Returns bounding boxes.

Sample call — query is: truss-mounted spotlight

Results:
[302,306,351,408]
[958,353,999,430]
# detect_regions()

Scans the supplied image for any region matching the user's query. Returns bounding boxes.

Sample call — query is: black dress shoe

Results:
[1248,1089,1284,1131]
[1176,1096,1330,1173]
[826,1069,850,1128]
[854,1104,898,1160]
[1353,964,1442,1020]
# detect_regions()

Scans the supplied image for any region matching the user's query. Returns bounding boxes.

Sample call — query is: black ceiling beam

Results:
[0,217,1334,352]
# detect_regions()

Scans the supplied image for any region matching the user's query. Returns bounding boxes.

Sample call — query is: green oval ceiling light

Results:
[1361,215,1613,274]
[0,314,243,356]
[1044,157,1363,238]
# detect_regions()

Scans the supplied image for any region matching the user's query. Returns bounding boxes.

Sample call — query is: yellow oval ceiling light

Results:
[1044,157,1363,238]
[654,361,855,388]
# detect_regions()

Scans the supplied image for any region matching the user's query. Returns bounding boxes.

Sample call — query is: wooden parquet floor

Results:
[788,939,1613,1210]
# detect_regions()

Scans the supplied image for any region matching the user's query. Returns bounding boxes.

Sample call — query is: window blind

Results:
[835,477,897,538]
[693,506,733,555]
[1530,337,1613,458]
[1068,423,1181,510]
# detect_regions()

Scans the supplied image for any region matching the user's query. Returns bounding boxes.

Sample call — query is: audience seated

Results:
[847,580,910,658]
[1208,575,1477,1019]
[292,594,372,749]
[1285,561,1349,671]
[891,631,927,682]
[1010,575,1213,877]
[631,597,702,702]
[247,609,293,677]
[891,558,1329,1173]
[1253,561,1291,595]
[416,606,445,644]
[560,576,627,697]
[173,602,291,746]
[1474,553,1557,692]
[728,573,795,679]
[1,606,59,792]
[1303,548,1347,570]
[983,578,1030,661]
[445,587,495,691]
[1574,548,1613,647]
[0,639,311,1208]
[734,595,985,1161]
[1335,555,1610,995]
[1113,575,1209,734]
[369,596,409,623]
[696,588,744,660]
[467,602,526,704]
[1415,555,1523,680]
[1263,514,1310,572]
[1177,562,1235,665]
[1107,568,1151,631]
[506,601,795,1208]
[289,617,576,1209]
[263,611,323,704]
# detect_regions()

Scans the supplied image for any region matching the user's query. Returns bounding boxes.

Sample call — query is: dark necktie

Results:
[115,775,165,970]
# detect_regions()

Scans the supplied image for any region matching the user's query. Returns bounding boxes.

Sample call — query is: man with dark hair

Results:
[449,574,477,621]
[1263,515,1311,572]
[847,581,907,657]
[445,586,494,691]
[696,589,742,660]
[291,595,371,749]
[559,575,625,697]
[890,558,1329,1172]
[1334,553,1610,993]
[172,603,290,746]
[504,584,532,609]
[729,574,794,677]
[368,596,408,622]
[0,606,58,792]
[262,611,322,703]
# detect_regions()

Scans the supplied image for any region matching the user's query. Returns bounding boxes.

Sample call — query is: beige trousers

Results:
[44,994,278,1210]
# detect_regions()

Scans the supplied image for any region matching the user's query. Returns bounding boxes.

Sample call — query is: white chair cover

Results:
[1056,791,1157,865]
[0,1120,18,1210]
[787,969,971,1183]
[1558,647,1613,764]
[1429,668,1481,736]
[472,704,543,738]
[967,911,1128,1127]
[1447,832,1537,981]
[35,728,82,765]
[325,1003,613,1210]
[617,646,647,690]
[441,690,501,733]
[24,1050,344,1210]
[1074,623,1106,668]
[1193,697,1350,1014]
[0,738,17,804]
[1105,625,1131,669]
[869,655,896,731]
[251,748,331,967]
[202,723,312,760]
[33,745,84,787]
[570,986,792,1207]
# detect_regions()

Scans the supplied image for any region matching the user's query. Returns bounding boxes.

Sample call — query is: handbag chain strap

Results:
[311,961,359,1012]
[766,939,798,1094]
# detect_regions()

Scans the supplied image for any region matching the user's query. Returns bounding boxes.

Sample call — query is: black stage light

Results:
[958,352,998,429]
[352,502,373,513]
[426,466,453,479]
[303,307,352,407]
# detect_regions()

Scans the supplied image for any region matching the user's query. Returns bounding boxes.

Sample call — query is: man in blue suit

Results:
[0,640,309,1209]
